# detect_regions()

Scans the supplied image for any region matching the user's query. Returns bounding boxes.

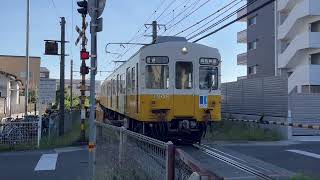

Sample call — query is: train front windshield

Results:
[199,66,218,90]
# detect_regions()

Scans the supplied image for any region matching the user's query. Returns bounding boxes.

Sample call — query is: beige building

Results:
[0,55,41,91]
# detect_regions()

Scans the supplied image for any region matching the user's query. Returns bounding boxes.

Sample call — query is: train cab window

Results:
[199,67,218,90]
[176,62,193,89]
[145,65,169,89]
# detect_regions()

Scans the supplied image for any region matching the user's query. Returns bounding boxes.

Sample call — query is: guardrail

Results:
[94,121,222,180]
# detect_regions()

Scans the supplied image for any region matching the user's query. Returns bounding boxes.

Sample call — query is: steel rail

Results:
[193,144,274,180]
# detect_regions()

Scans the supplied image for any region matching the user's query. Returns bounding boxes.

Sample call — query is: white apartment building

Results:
[276,0,320,93]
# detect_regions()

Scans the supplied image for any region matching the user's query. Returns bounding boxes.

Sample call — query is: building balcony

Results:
[237,7,247,22]
[237,52,247,66]
[278,0,299,12]
[237,29,247,43]
[278,32,320,68]
[278,0,320,40]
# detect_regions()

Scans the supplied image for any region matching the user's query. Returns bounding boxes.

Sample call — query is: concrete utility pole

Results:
[59,17,66,136]
[25,0,30,116]
[145,21,166,44]
[89,4,98,180]
[70,59,73,122]
[88,0,106,179]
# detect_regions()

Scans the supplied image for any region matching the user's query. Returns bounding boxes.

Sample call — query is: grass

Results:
[291,173,320,180]
[204,120,282,142]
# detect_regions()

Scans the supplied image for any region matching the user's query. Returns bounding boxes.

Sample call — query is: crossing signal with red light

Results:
[80,66,90,75]
[80,50,90,60]
[77,0,88,15]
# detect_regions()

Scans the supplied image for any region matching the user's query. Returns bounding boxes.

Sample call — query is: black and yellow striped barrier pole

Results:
[223,118,320,130]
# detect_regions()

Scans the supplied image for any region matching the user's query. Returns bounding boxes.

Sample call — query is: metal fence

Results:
[95,122,172,180]
[95,122,221,180]
[0,120,40,149]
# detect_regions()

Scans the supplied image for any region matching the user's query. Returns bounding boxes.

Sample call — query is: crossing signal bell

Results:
[77,0,88,15]
[80,50,90,60]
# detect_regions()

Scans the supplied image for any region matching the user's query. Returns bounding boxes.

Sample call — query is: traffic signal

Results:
[80,65,90,75]
[77,0,88,15]
[80,50,90,60]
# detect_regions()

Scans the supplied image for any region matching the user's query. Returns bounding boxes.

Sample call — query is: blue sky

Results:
[0,0,246,82]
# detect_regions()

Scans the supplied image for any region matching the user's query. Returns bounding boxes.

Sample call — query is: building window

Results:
[302,85,320,93]
[311,53,320,64]
[248,65,257,75]
[248,15,257,26]
[248,40,257,51]
[311,20,320,32]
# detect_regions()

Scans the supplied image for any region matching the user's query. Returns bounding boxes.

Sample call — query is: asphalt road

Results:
[208,141,320,178]
[0,147,88,180]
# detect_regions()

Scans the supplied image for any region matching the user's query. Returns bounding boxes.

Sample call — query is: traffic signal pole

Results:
[76,0,89,142]
[80,13,87,142]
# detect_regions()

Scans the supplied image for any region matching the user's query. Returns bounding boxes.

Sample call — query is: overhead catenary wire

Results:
[174,0,242,36]
[163,0,212,35]
[191,0,275,42]
[187,0,258,40]
[185,0,245,38]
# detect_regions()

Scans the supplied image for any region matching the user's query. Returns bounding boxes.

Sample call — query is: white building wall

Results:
[277,0,320,93]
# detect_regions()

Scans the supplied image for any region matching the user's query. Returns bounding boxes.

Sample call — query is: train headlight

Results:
[181,47,188,55]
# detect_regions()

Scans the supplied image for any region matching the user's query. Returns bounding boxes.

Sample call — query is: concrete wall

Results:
[247,0,276,78]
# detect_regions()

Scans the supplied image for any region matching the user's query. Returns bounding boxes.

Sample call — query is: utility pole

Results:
[70,59,73,121]
[25,0,30,116]
[88,0,106,179]
[59,17,66,136]
[145,21,166,44]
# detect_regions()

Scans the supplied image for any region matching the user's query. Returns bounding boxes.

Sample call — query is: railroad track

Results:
[193,144,275,180]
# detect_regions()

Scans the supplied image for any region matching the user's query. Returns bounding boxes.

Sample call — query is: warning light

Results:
[80,51,90,60]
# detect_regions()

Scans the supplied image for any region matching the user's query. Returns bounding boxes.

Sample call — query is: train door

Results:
[173,61,195,117]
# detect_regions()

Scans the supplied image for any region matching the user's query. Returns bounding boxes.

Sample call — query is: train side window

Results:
[176,62,193,89]
[132,67,136,91]
[145,65,169,89]
[126,68,131,93]
[119,74,123,94]
[117,75,119,95]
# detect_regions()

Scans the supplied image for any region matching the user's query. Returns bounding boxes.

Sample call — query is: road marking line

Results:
[34,154,58,171]
[286,149,320,159]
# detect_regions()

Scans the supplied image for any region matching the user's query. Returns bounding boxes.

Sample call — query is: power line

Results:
[187,0,257,40]
[184,0,244,38]
[155,0,179,21]
[164,0,212,35]
[192,0,275,42]
[157,0,193,23]
[174,0,242,36]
